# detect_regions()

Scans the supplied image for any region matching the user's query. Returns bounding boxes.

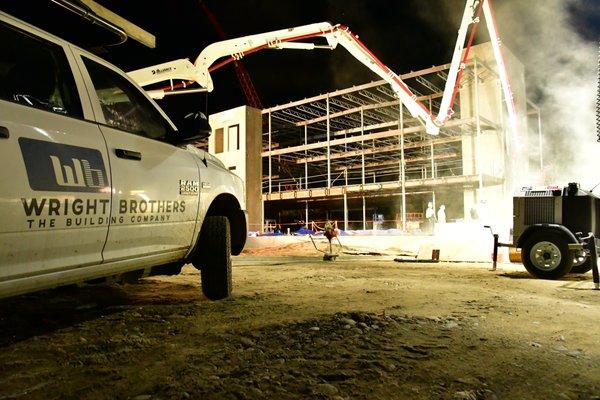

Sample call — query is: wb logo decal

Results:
[50,156,105,188]
[19,138,108,193]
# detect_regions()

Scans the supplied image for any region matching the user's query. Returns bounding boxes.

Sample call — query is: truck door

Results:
[0,17,111,280]
[74,53,200,261]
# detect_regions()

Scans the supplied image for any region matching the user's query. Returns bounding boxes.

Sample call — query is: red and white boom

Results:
[128,0,518,138]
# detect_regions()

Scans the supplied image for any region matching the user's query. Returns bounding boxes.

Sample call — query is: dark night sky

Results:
[2,0,599,121]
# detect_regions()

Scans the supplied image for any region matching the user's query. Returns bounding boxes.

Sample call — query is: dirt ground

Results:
[1,251,599,399]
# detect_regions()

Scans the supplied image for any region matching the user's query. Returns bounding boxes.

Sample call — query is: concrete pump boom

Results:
[436,0,481,124]
[128,22,439,135]
[128,0,518,139]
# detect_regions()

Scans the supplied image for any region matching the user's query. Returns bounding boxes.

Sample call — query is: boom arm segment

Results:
[436,0,482,124]
[331,26,438,135]
[128,22,440,135]
[128,0,519,139]
[434,0,519,139]
[481,0,520,141]
[128,22,336,91]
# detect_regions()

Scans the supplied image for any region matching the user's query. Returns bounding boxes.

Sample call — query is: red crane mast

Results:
[200,2,263,109]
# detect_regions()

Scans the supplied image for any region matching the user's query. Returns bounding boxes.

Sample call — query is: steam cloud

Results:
[421,0,599,189]
[494,0,598,190]
[327,1,598,189]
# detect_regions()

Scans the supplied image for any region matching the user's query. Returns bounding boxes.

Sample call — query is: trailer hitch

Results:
[484,225,512,271]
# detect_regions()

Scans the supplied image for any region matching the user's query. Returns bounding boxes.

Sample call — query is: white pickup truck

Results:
[0,12,247,300]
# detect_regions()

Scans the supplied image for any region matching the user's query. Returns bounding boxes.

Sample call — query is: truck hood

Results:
[185,145,227,170]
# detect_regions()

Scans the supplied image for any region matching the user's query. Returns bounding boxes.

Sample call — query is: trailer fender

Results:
[517,224,579,249]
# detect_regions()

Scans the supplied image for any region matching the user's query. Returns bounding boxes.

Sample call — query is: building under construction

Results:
[209,42,542,233]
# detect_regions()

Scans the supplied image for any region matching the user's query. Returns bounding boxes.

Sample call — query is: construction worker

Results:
[425,202,436,233]
[437,204,446,224]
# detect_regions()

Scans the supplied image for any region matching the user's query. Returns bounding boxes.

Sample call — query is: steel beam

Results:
[262,118,474,158]
[262,175,504,201]
[262,63,454,114]
[297,136,463,164]
[335,152,458,171]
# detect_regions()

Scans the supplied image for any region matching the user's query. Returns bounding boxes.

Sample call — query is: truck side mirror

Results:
[170,111,211,145]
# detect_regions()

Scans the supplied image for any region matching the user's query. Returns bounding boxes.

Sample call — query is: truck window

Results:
[0,21,82,118]
[82,57,170,140]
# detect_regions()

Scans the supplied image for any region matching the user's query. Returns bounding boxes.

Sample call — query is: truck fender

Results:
[190,193,247,259]
[517,224,579,249]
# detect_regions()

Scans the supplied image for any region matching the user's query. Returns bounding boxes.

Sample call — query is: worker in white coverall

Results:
[437,204,446,224]
[425,202,436,233]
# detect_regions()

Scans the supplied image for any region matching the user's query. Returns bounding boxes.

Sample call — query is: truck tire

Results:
[570,257,594,274]
[522,231,574,279]
[194,216,232,300]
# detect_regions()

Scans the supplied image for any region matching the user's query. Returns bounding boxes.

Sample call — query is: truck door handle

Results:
[0,126,9,139]
[115,148,142,160]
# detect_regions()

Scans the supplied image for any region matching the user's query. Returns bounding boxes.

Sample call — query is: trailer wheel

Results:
[570,256,593,274]
[193,216,232,300]
[522,231,574,279]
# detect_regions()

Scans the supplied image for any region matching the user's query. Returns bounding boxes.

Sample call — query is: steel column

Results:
[344,169,348,231]
[430,140,435,179]
[327,95,331,188]
[268,111,272,194]
[362,196,366,230]
[361,107,365,185]
[261,198,265,233]
[400,102,406,231]
[305,201,309,229]
[343,193,348,231]
[474,59,484,198]
[304,124,308,189]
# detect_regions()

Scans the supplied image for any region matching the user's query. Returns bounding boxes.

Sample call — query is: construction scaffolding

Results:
[261,55,517,232]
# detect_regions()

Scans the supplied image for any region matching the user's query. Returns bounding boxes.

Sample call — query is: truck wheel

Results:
[570,256,593,274]
[194,216,232,300]
[522,231,574,279]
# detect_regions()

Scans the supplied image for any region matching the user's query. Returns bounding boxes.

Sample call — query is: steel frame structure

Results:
[261,58,508,231]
